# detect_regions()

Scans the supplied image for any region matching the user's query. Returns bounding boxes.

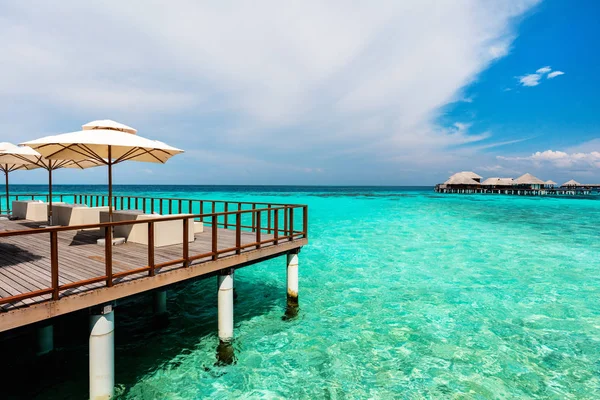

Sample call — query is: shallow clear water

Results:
[2,185,600,399]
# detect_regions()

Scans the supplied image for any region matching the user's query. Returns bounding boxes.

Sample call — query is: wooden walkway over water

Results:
[0,195,307,333]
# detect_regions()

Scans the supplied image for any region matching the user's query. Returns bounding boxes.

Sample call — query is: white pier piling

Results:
[90,304,115,400]
[287,251,299,307]
[36,324,54,355]
[218,270,234,343]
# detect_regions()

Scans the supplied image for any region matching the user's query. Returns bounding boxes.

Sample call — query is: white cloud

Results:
[547,71,565,79]
[520,73,543,86]
[498,150,600,169]
[0,0,541,184]
[536,66,551,74]
[518,65,565,88]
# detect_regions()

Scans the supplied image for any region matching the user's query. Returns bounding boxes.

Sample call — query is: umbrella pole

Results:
[4,167,9,215]
[48,168,53,226]
[108,146,112,221]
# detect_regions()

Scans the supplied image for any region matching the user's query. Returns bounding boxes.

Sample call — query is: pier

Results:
[434,186,597,196]
[0,193,307,398]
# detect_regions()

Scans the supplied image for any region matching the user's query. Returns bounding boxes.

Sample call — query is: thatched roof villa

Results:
[561,179,580,187]
[514,173,545,188]
[451,171,482,182]
[444,175,481,186]
[481,177,514,188]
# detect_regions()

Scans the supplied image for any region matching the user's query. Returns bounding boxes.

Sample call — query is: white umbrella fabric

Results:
[0,143,40,215]
[0,143,102,224]
[22,120,184,220]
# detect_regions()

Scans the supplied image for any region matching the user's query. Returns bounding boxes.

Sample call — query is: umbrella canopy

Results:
[22,120,184,220]
[0,143,40,214]
[514,173,545,185]
[0,142,102,223]
[562,179,580,187]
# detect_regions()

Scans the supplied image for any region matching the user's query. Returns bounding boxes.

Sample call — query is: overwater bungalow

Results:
[545,180,557,188]
[561,179,580,188]
[513,173,545,189]
[451,171,482,183]
[481,177,514,189]
[438,172,481,193]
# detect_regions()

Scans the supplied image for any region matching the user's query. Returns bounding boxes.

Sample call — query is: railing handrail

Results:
[5,193,307,207]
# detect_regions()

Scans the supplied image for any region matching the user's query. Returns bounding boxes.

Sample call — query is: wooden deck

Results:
[0,217,306,332]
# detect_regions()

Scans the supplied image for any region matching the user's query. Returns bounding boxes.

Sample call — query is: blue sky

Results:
[1,1,599,185]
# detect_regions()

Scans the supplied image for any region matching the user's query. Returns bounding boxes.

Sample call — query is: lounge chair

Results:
[53,203,110,227]
[12,200,64,222]
[100,211,197,247]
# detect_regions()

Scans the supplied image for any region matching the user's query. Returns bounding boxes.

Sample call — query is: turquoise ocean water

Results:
[2,185,600,399]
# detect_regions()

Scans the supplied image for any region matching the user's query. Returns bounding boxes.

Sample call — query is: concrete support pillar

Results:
[153,290,167,315]
[283,251,300,320]
[90,304,115,400]
[286,252,299,308]
[217,269,235,365]
[218,270,234,343]
[37,324,54,356]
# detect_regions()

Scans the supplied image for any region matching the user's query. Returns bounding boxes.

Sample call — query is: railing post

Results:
[274,209,279,245]
[105,226,113,287]
[235,211,241,254]
[148,221,155,276]
[183,218,189,267]
[169,199,172,215]
[178,199,182,214]
[135,197,139,210]
[303,206,308,239]
[151,198,155,213]
[188,200,192,214]
[267,204,272,233]
[199,200,204,222]
[50,231,59,300]
[289,208,294,241]
[128,197,131,210]
[284,206,288,238]
[212,214,218,260]
[256,210,261,249]
[251,204,256,232]
[224,203,228,229]
[159,199,163,214]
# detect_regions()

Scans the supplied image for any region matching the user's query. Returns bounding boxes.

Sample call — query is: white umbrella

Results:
[0,143,40,215]
[0,143,102,224]
[22,120,184,220]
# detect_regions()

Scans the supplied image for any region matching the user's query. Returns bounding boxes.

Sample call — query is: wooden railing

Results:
[7,193,305,233]
[0,197,308,307]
